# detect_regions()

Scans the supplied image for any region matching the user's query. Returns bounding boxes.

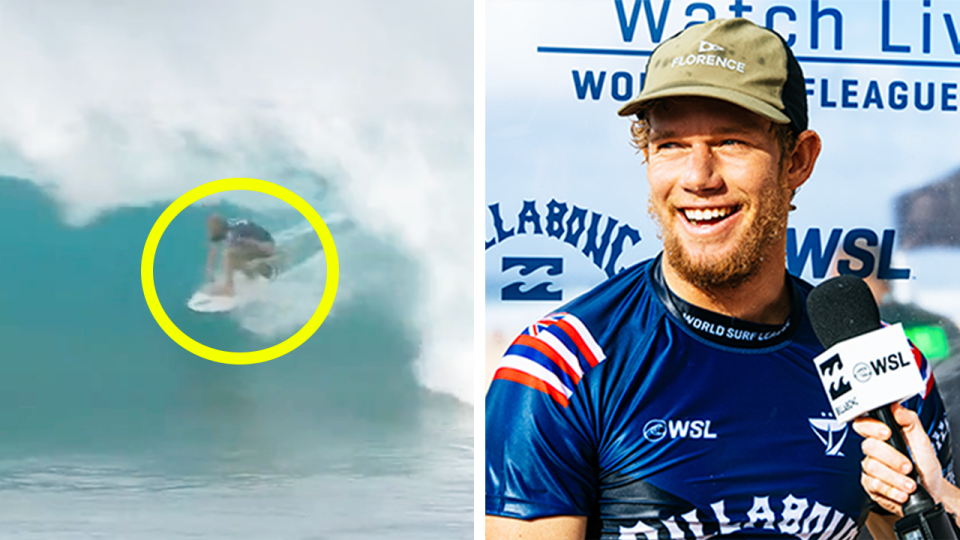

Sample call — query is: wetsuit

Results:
[220,219,273,246]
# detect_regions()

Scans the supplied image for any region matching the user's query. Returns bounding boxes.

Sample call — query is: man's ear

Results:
[784,130,822,191]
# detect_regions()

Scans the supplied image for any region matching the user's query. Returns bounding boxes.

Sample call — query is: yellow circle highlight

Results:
[141,177,339,365]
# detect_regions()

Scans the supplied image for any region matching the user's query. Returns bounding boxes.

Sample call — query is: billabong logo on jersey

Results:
[643,418,717,442]
[808,416,848,457]
[618,495,857,540]
[698,40,724,53]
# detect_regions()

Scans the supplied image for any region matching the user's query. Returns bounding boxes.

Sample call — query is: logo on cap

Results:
[669,45,746,74]
[698,40,725,53]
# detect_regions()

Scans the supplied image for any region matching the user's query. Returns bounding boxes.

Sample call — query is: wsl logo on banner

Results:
[486,199,644,302]
[487,200,914,304]
[486,199,914,303]
[787,228,911,280]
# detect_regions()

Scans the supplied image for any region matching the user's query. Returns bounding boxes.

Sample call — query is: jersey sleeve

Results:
[485,313,604,519]
[904,342,955,486]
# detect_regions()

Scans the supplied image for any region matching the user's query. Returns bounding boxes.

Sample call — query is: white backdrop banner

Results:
[484,0,960,383]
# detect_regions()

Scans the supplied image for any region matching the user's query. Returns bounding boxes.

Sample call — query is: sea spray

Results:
[0,0,473,405]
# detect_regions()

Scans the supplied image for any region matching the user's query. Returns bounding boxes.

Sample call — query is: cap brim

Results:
[617,85,791,125]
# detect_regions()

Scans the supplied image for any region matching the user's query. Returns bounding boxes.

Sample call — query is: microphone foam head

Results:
[806,275,882,349]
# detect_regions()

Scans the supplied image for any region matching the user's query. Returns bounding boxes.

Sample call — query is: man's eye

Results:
[720,139,744,146]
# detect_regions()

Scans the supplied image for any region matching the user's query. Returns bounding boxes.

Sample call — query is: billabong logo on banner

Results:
[486,199,644,301]
[501,257,563,301]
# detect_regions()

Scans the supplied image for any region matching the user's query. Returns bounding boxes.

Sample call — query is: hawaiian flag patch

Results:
[492,312,606,407]
[882,321,936,399]
[910,340,936,399]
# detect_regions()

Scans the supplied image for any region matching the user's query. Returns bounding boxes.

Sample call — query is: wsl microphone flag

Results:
[812,323,925,424]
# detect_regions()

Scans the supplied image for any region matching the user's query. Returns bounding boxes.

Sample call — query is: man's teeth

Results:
[684,208,733,222]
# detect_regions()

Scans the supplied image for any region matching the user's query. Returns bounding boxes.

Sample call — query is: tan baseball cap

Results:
[617,18,808,134]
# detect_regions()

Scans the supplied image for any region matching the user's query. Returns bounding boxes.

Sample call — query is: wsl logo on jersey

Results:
[643,418,718,443]
[486,199,644,302]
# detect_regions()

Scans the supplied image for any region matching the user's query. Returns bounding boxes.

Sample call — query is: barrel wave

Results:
[0,1,472,537]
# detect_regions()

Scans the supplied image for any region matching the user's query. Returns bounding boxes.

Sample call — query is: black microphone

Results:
[807,275,958,540]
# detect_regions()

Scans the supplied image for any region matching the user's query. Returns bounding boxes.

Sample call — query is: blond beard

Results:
[649,177,792,292]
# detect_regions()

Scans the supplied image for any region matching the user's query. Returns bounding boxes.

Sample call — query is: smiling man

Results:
[485,18,954,540]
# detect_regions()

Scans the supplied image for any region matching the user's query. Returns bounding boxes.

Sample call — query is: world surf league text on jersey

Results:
[486,199,913,281]
[681,312,791,343]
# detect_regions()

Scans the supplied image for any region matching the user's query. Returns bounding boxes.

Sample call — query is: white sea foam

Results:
[0,0,473,405]
[230,248,330,340]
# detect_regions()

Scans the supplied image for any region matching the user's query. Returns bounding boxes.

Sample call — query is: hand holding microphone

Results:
[807,275,960,540]
[853,402,960,517]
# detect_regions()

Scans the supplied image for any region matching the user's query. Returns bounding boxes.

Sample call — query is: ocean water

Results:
[0,177,473,538]
[0,0,473,536]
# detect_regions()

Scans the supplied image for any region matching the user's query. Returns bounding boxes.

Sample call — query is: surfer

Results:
[206,214,275,296]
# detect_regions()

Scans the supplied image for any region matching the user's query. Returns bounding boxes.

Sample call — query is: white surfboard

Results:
[187,276,269,313]
[187,290,239,313]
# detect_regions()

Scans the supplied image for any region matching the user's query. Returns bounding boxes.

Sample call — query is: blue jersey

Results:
[486,255,953,539]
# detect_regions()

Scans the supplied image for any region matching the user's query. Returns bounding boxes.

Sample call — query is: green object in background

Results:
[904,325,951,362]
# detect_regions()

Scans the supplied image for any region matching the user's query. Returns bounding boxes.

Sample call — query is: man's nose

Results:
[678,144,723,194]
